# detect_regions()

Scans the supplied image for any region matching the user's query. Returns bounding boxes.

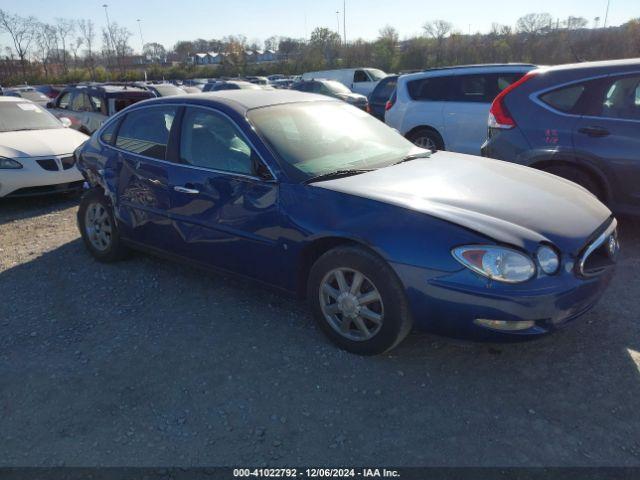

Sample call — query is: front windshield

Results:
[0,101,62,132]
[248,101,418,182]
[367,69,387,81]
[324,81,351,94]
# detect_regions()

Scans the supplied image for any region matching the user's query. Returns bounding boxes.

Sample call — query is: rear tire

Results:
[307,246,413,355]
[406,128,444,152]
[542,165,603,200]
[77,188,129,263]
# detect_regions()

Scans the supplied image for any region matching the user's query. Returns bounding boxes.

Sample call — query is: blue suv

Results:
[482,59,640,215]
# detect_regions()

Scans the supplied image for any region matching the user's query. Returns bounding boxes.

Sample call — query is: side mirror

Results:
[59,117,72,128]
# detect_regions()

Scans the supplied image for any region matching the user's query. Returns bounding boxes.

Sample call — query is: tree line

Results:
[1,8,639,86]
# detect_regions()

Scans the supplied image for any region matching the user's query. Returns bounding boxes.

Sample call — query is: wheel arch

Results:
[530,158,610,202]
[295,236,390,298]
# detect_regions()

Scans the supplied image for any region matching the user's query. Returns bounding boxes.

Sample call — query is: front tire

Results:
[307,246,413,355]
[77,188,128,262]
[406,128,444,152]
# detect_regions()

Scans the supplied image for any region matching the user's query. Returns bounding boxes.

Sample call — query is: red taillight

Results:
[488,71,538,129]
[385,99,394,111]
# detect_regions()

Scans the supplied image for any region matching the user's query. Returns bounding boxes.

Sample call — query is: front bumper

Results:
[393,261,615,340]
[0,156,84,198]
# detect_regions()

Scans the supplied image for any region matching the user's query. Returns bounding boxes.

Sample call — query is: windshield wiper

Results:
[304,169,373,184]
[392,152,432,166]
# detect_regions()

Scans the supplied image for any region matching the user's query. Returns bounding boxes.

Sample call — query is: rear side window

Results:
[540,85,586,113]
[112,93,154,114]
[449,75,492,103]
[407,76,450,101]
[354,70,369,83]
[372,77,397,102]
[497,73,524,92]
[600,75,640,121]
[115,107,177,160]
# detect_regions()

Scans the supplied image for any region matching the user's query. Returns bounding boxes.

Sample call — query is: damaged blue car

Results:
[75,90,618,355]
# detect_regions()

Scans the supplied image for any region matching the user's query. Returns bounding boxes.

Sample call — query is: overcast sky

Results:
[1,0,638,51]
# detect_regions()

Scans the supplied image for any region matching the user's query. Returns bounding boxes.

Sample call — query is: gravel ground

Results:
[0,195,639,467]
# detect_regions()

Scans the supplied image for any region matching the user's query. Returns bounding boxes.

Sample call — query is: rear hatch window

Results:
[110,92,154,114]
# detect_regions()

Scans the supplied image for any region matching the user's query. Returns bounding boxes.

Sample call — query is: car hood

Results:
[0,128,88,158]
[312,151,612,253]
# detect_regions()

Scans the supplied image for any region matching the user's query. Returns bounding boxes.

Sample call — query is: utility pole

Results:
[137,19,145,51]
[102,4,115,67]
[343,0,347,44]
[603,0,611,28]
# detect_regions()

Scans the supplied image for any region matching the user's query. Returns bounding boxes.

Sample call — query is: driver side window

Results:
[180,107,254,175]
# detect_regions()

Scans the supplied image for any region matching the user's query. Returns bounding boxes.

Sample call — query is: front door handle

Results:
[578,126,610,138]
[174,186,200,194]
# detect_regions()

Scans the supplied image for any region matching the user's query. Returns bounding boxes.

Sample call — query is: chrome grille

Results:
[577,219,619,278]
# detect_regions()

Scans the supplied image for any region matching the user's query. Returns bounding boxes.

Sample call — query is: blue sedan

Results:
[75,90,618,355]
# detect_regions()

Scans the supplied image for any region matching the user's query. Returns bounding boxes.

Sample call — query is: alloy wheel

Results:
[319,268,384,341]
[84,202,112,252]
[413,135,437,151]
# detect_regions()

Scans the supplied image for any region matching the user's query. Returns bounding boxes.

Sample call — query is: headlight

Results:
[536,246,560,275]
[0,157,23,169]
[452,245,536,283]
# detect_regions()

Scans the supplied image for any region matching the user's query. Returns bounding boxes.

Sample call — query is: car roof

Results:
[147,90,338,113]
[66,84,150,94]
[537,57,640,74]
[402,63,536,81]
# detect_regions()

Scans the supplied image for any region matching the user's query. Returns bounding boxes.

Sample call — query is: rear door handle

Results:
[578,126,610,138]
[174,186,200,194]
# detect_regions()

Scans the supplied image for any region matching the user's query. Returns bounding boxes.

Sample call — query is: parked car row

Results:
[367,59,639,216]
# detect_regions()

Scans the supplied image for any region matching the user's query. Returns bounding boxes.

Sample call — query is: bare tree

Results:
[423,20,453,40]
[0,9,36,80]
[55,18,75,73]
[424,20,453,63]
[69,37,83,69]
[264,36,280,51]
[34,23,58,78]
[378,25,399,44]
[516,13,554,35]
[103,23,132,76]
[143,42,166,63]
[566,16,589,30]
[78,19,96,78]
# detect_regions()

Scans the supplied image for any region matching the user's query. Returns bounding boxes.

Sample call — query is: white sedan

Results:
[0,97,88,198]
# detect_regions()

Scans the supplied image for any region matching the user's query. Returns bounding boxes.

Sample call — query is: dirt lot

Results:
[1,195,639,467]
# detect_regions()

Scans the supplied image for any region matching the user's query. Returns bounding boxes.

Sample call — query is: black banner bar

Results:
[0,468,637,480]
